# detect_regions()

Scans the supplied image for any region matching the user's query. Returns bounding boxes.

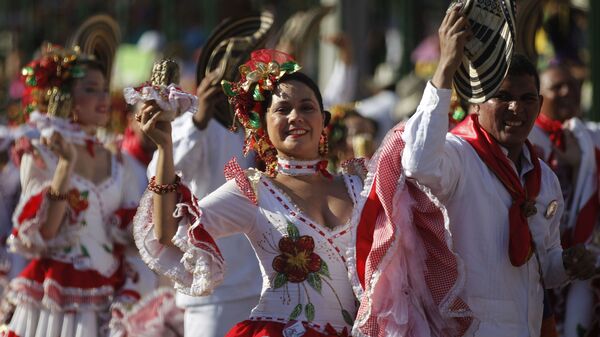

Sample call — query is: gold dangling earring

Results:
[319,131,329,157]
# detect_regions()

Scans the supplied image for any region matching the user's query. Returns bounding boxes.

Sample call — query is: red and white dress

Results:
[134,165,364,337]
[3,141,149,337]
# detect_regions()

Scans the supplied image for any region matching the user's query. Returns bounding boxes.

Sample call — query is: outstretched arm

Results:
[139,101,178,246]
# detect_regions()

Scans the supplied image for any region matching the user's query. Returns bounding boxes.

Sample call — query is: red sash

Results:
[563,149,600,247]
[452,115,541,266]
[535,114,565,151]
[535,115,600,247]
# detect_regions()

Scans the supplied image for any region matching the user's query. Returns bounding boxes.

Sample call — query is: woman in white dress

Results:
[3,46,150,337]
[135,49,365,337]
[135,49,469,337]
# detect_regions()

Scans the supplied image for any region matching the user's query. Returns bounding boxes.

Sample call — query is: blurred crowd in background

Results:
[0,0,596,131]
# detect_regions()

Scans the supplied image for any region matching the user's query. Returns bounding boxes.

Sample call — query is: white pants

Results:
[183,295,259,337]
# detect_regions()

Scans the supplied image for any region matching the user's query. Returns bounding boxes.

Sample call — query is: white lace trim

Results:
[133,191,191,288]
[173,221,224,296]
[123,84,198,120]
[7,276,114,311]
[132,189,224,297]
[345,167,373,301]
[109,287,183,337]
[29,111,98,146]
[8,183,52,258]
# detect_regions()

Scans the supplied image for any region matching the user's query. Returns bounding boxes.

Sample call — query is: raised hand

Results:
[192,70,226,129]
[137,101,173,149]
[41,132,77,163]
[322,33,353,65]
[432,4,472,89]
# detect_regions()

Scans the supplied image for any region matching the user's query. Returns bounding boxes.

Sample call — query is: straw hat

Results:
[515,0,543,63]
[67,14,121,83]
[196,11,274,128]
[451,0,516,103]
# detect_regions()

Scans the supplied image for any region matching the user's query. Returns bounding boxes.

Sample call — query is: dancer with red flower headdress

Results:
[135,49,360,337]
[134,46,469,337]
[2,46,153,337]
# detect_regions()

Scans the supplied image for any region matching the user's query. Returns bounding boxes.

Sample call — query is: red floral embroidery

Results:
[67,189,89,222]
[273,236,322,283]
[268,222,353,325]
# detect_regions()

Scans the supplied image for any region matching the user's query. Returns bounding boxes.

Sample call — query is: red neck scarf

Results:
[451,115,542,266]
[535,114,565,151]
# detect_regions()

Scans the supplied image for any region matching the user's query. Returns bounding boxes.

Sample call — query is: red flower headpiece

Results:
[221,49,301,175]
[15,44,89,124]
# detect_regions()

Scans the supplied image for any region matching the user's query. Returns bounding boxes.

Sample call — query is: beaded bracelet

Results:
[148,175,181,194]
[46,188,68,201]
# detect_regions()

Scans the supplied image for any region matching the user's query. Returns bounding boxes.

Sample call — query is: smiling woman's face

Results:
[265,79,324,160]
[71,68,110,127]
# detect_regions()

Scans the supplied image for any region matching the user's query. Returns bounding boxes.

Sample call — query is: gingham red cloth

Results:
[354,125,472,337]
[224,157,257,205]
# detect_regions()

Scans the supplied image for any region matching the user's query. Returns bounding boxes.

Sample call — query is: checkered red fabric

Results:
[354,125,472,337]
[224,157,257,205]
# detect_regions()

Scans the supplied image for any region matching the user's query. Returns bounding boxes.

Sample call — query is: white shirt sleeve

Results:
[540,173,569,288]
[322,60,357,108]
[401,81,463,200]
[585,121,600,148]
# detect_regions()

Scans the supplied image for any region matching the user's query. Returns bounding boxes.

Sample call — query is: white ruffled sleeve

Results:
[8,149,55,256]
[133,178,257,296]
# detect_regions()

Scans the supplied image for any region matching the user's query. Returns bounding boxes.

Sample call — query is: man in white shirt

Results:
[148,72,261,337]
[401,7,596,337]
[529,64,599,337]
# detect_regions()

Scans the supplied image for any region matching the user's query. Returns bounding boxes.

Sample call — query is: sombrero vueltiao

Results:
[66,14,121,83]
[196,11,274,128]
[514,0,542,63]
[451,0,517,103]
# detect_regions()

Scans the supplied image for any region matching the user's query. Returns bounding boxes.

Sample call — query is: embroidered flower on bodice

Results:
[273,235,322,283]
[67,189,89,223]
[270,222,353,326]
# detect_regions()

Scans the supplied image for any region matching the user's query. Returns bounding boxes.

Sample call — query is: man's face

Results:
[540,67,581,122]
[477,74,542,153]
